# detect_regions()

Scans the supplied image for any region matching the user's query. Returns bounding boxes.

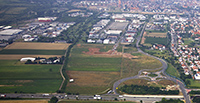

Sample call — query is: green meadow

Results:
[0,60,62,93]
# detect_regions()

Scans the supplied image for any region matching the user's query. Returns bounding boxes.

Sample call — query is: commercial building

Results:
[0,29,22,41]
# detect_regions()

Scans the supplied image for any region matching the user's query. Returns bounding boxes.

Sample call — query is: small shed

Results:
[69,79,74,83]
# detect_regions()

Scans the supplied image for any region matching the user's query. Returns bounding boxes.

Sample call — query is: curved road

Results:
[112,23,191,103]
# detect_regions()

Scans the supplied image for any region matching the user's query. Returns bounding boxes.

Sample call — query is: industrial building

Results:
[0,29,22,41]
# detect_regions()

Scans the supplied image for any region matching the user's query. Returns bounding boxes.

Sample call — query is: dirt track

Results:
[141,31,146,44]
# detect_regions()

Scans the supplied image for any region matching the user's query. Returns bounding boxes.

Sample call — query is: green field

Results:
[117,45,138,53]
[121,54,162,77]
[166,63,180,78]
[0,0,58,25]
[65,86,108,95]
[65,44,163,94]
[0,49,65,55]
[183,38,194,45]
[186,79,200,88]
[67,44,121,72]
[68,57,121,71]
[145,37,168,45]
[59,100,136,103]
[0,60,62,93]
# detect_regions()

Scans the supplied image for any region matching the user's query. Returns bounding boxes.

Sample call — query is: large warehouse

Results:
[0,29,22,41]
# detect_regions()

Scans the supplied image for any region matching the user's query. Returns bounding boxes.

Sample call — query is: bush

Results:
[49,97,58,103]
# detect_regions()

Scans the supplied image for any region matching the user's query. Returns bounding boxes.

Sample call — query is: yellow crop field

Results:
[0,55,62,60]
[4,42,71,50]
[0,100,48,103]
[67,9,81,12]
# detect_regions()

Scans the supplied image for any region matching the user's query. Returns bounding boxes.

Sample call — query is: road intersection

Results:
[112,22,191,103]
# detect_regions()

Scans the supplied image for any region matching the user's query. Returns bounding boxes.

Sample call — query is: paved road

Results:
[112,22,191,103]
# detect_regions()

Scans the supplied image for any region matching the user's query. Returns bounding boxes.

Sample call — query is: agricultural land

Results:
[4,42,70,50]
[0,42,70,60]
[0,60,62,93]
[65,44,162,94]
[0,42,70,93]
[0,100,48,103]
[142,31,168,46]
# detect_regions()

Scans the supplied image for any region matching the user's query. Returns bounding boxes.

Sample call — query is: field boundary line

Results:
[59,47,68,90]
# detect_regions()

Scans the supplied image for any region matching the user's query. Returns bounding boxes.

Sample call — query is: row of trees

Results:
[119,85,179,95]
[57,11,101,93]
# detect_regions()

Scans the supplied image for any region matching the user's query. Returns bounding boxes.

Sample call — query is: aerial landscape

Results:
[1,0,200,103]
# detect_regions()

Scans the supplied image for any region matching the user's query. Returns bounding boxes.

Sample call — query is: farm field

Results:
[68,44,121,72]
[4,42,70,50]
[0,100,48,103]
[0,60,62,93]
[0,42,68,59]
[146,32,167,38]
[0,54,62,60]
[0,49,65,55]
[65,44,162,94]
[145,37,168,45]
[0,0,58,25]
[66,71,119,94]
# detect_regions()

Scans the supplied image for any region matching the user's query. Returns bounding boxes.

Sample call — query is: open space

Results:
[186,79,200,88]
[166,63,180,78]
[182,38,194,45]
[121,53,162,77]
[65,44,163,94]
[146,32,167,38]
[66,71,119,94]
[0,60,62,93]
[145,37,168,45]
[4,42,70,50]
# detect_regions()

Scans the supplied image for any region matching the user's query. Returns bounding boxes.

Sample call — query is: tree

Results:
[25,60,33,64]
[50,97,58,103]
[185,80,191,85]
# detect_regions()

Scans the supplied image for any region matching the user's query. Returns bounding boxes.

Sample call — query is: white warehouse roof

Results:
[0,29,22,36]
[20,57,36,62]
[104,30,122,35]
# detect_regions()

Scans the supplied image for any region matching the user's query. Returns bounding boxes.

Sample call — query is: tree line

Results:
[119,84,179,95]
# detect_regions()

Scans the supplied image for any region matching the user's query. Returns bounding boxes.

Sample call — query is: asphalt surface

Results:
[112,22,191,103]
